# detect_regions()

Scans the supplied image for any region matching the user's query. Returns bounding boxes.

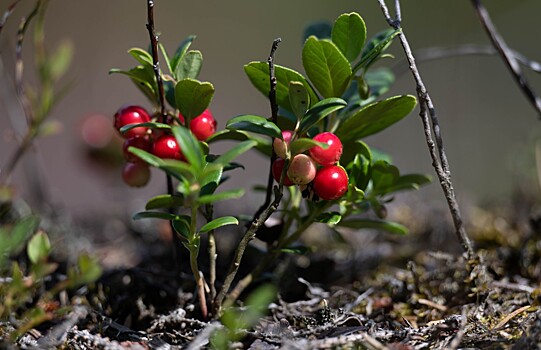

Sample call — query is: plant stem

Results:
[377,0,475,260]
[204,204,217,303]
[188,204,207,318]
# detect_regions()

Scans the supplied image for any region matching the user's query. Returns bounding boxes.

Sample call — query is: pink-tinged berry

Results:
[122,137,152,163]
[273,130,293,159]
[122,162,151,187]
[152,135,185,161]
[179,109,217,141]
[287,154,316,185]
[309,132,343,166]
[272,158,294,186]
[114,105,151,139]
[313,165,349,200]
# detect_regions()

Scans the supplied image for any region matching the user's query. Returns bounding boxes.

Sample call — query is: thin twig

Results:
[145,0,182,275]
[213,39,283,317]
[377,0,475,260]
[470,0,541,118]
[392,44,541,77]
[0,0,22,37]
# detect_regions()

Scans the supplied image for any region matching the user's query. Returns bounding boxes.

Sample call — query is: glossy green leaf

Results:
[171,35,196,77]
[331,13,366,63]
[355,28,400,73]
[133,211,179,221]
[299,97,347,133]
[49,40,73,80]
[119,122,171,134]
[5,216,40,256]
[213,140,257,166]
[303,21,332,41]
[226,115,282,139]
[207,129,272,156]
[244,62,319,112]
[128,47,154,67]
[198,188,244,204]
[67,254,102,287]
[347,141,372,191]
[381,174,432,194]
[199,216,238,233]
[289,138,328,156]
[289,81,310,119]
[371,160,400,195]
[365,68,395,98]
[338,218,408,235]
[145,194,184,210]
[302,37,352,98]
[109,67,157,103]
[315,212,342,225]
[172,217,191,239]
[27,231,51,264]
[159,42,172,74]
[175,50,203,81]
[336,95,416,142]
[279,246,309,255]
[200,165,223,196]
[171,126,205,172]
[175,79,214,121]
[159,158,197,181]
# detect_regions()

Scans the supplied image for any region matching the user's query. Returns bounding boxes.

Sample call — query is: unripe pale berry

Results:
[122,162,151,187]
[273,130,293,159]
[313,165,348,200]
[309,132,343,166]
[122,136,152,163]
[152,135,185,161]
[271,158,294,186]
[179,109,217,141]
[287,154,317,185]
[114,105,151,139]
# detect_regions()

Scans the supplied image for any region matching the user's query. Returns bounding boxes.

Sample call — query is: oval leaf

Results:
[355,28,400,73]
[145,194,184,210]
[315,212,342,225]
[226,115,282,139]
[289,138,328,156]
[244,62,319,112]
[213,140,257,166]
[171,35,196,76]
[133,211,179,221]
[119,122,171,134]
[175,79,214,121]
[331,12,367,63]
[175,50,203,81]
[299,97,347,133]
[198,188,244,205]
[338,218,408,235]
[335,95,416,142]
[289,81,310,119]
[207,129,272,156]
[302,37,352,98]
[27,231,51,264]
[171,125,205,172]
[199,216,238,233]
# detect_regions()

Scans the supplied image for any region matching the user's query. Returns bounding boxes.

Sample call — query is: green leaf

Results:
[200,165,223,196]
[109,67,157,103]
[355,28,400,73]
[199,216,238,233]
[226,115,282,139]
[73,254,102,286]
[213,140,257,166]
[198,188,244,205]
[171,126,205,173]
[303,21,332,41]
[119,122,171,134]
[315,212,342,225]
[338,218,408,235]
[302,37,352,98]
[288,81,310,119]
[289,138,328,156]
[371,160,400,195]
[174,79,214,121]
[331,13,366,63]
[133,211,179,221]
[348,148,371,191]
[49,40,73,80]
[172,217,191,239]
[244,62,319,112]
[175,50,203,81]
[171,35,196,77]
[128,47,154,67]
[27,231,51,264]
[299,97,347,133]
[159,42,172,74]
[145,194,184,210]
[365,68,395,98]
[380,173,432,194]
[279,246,310,255]
[335,95,417,142]
[7,216,40,255]
[207,129,272,156]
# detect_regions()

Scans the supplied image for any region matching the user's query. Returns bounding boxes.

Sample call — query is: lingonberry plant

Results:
[110,7,430,319]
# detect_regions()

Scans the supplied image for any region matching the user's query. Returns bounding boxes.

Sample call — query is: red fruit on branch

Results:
[309,132,343,166]
[122,136,152,163]
[113,105,151,139]
[272,158,294,186]
[122,162,151,187]
[273,130,293,159]
[179,109,217,141]
[152,135,185,161]
[287,154,317,185]
[313,165,348,200]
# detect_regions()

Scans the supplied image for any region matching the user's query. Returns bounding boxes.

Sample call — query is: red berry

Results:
[122,162,151,187]
[152,135,185,161]
[287,154,316,185]
[272,158,294,186]
[309,132,343,166]
[179,109,217,141]
[273,130,293,159]
[122,136,152,163]
[114,105,151,139]
[313,165,348,200]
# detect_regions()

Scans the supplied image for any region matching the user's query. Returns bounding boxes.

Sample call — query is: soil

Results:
[2,192,541,349]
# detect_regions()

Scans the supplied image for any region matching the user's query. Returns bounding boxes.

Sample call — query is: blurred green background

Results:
[1,0,540,217]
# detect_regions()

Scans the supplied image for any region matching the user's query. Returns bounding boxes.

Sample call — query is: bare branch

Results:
[0,0,22,37]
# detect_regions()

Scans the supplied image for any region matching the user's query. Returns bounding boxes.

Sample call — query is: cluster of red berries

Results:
[271,131,348,201]
[113,105,217,187]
